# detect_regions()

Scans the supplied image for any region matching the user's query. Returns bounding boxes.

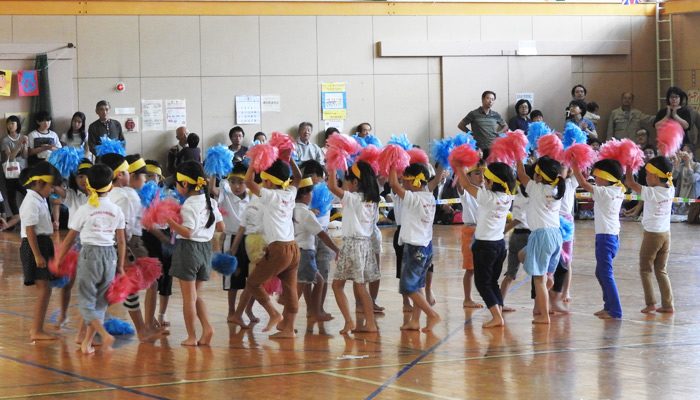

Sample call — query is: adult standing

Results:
[2,115,28,216]
[166,126,189,177]
[294,121,324,164]
[457,91,507,151]
[607,92,655,140]
[87,100,124,155]
[654,86,693,145]
[228,126,248,163]
[508,99,532,133]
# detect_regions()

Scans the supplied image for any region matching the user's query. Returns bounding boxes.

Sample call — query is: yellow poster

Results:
[0,70,11,96]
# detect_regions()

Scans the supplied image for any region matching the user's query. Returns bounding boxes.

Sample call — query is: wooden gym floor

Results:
[0,221,699,399]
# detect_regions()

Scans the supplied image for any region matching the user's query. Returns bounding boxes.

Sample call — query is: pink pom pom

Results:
[49,248,79,278]
[599,138,645,173]
[106,273,138,304]
[246,143,279,173]
[356,145,381,174]
[269,131,295,161]
[537,134,564,161]
[657,119,685,157]
[448,144,480,171]
[378,144,410,177]
[262,276,282,295]
[142,198,182,230]
[219,206,228,217]
[132,257,163,290]
[407,148,429,165]
[487,130,528,165]
[327,133,362,155]
[563,143,597,170]
[326,134,362,172]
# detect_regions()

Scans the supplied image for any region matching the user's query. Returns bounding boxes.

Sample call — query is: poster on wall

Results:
[235,96,261,125]
[4,112,29,134]
[515,92,535,107]
[321,82,347,120]
[261,95,281,112]
[142,99,164,131]
[0,70,12,96]
[165,99,187,130]
[17,70,39,97]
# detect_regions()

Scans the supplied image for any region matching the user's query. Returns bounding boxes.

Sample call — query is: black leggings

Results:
[4,178,25,215]
[473,239,506,308]
[530,260,568,298]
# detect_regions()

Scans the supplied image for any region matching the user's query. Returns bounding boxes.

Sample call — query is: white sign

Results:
[515,92,535,107]
[165,99,187,130]
[142,100,164,131]
[235,96,261,125]
[114,107,136,115]
[324,120,344,132]
[261,95,281,112]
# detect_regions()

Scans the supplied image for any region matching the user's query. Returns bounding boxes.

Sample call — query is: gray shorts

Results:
[76,245,117,323]
[170,239,212,281]
[298,248,318,284]
[315,235,334,281]
[505,230,530,279]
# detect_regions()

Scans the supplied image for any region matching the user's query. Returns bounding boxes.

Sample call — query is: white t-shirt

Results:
[559,177,579,217]
[511,190,529,230]
[69,197,126,246]
[28,130,61,160]
[242,195,264,235]
[474,188,512,241]
[398,191,436,247]
[459,189,479,225]
[259,187,297,243]
[294,203,323,250]
[592,185,625,235]
[392,193,403,226]
[64,188,88,225]
[640,185,674,233]
[20,189,53,238]
[525,181,561,231]
[341,191,378,238]
[124,187,143,237]
[108,186,134,239]
[218,181,249,234]
[178,194,223,242]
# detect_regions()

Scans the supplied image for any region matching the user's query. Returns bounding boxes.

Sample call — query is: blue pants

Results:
[595,234,622,318]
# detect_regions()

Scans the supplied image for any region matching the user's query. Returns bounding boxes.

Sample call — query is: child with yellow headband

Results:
[625,156,675,314]
[573,158,625,319]
[18,161,63,341]
[518,156,566,325]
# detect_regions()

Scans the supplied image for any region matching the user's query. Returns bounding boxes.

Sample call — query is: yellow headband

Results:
[177,172,207,191]
[645,163,673,186]
[24,175,54,186]
[535,164,560,187]
[299,177,314,188]
[403,172,427,188]
[484,167,511,195]
[227,172,246,180]
[593,169,626,190]
[146,164,162,176]
[351,163,361,179]
[260,171,291,189]
[128,158,146,173]
[78,162,93,171]
[466,165,481,174]
[113,160,129,179]
[85,178,112,207]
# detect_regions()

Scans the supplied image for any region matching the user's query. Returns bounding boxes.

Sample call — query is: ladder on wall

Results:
[656,0,674,108]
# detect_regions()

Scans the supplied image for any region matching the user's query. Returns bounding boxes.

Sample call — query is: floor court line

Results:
[318,371,460,400]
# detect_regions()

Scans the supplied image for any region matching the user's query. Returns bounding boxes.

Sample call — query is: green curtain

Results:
[29,53,52,131]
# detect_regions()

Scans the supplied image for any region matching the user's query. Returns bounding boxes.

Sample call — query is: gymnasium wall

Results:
[672,13,700,102]
[0,12,657,164]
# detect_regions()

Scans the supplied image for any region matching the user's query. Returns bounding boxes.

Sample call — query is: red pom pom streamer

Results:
[326,134,362,172]
[563,143,597,171]
[356,145,381,174]
[537,134,564,162]
[105,257,162,304]
[407,148,429,165]
[487,130,528,165]
[599,138,645,173]
[269,131,295,161]
[132,257,162,290]
[106,273,138,304]
[142,197,182,230]
[49,248,79,278]
[246,143,279,173]
[656,119,685,157]
[378,144,410,177]
[448,144,480,171]
[262,276,283,295]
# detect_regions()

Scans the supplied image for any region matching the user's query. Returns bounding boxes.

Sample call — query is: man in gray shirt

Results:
[87,100,124,154]
[457,91,507,150]
[294,121,324,164]
[606,92,654,141]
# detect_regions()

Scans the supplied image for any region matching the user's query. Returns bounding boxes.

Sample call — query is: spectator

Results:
[530,110,544,123]
[253,131,267,144]
[166,126,189,177]
[61,111,87,150]
[457,90,507,151]
[508,99,532,133]
[1,115,28,216]
[585,102,601,128]
[567,99,597,139]
[671,144,700,215]
[177,133,201,165]
[87,100,124,154]
[635,128,650,148]
[27,111,61,167]
[655,86,693,145]
[294,121,324,164]
[607,92,654,140]
[228,126,248,162]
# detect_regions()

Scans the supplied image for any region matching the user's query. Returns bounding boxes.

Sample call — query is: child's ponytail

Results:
[204,190,215,229]
[347,161,380,203]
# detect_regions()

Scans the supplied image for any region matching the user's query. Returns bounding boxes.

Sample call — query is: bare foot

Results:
[593,309,607,316]
[339,321,355,334]
[246,311,260,323]
[270,329,296,339]
[158,314,170,327]
[463,300,483,309]
[641,305,657,313]
[502,306,516,312]
[101,334,115,352]
[316,313,333,322]
[422,313,441,332]
[227,315,250,329]
[352,325,379,333]
[562,292,571,303]
[482,317,504,328]
[263,313,283,333]
[80,343,95,355]
[373,304,385,314]
[400,320,420,331]
[198,328,214,346]
[181,337,198,346]
[532,315,550,325]
[597,311,615,319]
[426,291,436,306]
[550,301,570,314]
[138,329,165,343]
[656,307,674,313]
[54,315,69,330]
[30,330,57,341]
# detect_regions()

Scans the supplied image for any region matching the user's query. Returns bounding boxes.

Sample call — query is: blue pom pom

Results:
[559,215,574,242]
[204,144,235,178]
[212,252,238,275]
[104,318,135,336]
[352,134,368,148]
[138,181,161,208]
[48,146,82,178]
[562,122,587,149]
[452,132,477,150]
[50,276,70,288]
[164,188,186,205]
[387,133,412,151]
[431,137,454,170]
[95,136,126,157]
[311,182,334,216]
[364,135,382,148]
[527,122,552,152]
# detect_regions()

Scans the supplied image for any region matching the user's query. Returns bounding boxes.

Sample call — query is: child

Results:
[455,160,485,308]
[457,161,515,328]
[55,163,127,354]
[18,161,63,340]
[294,177,340,331]
[573,159,625,319]
[177,133,201,164]
[27,111,61,166]
[550,166,579,311]
[517,156,566,325]
[625,156,675,313]
[328,161,380,334]
[167,161,224,346]
[230,159,301,338]
[388,163,441,331]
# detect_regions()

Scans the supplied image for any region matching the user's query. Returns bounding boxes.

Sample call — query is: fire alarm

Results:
[116,82,126,92]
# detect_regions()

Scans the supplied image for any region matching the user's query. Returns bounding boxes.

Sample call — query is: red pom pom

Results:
[106,273,138,304]
[563,143,597,170]
[378,144,410,177]
[49,248,79,278]
[132,257,163,290]
[262,276,283,295]
[326,134,362,172]
[537,134,564,161]
[657,119,685,157]
[142,198,182,230]
[487,130,528,165]
[599,138,645,173]
[246,143,279,173]
[407,148,429,165]
[448,144,480,171]
[269,131,295,161]
[356,145,381,174]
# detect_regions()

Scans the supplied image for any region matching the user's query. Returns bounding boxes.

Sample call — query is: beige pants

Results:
[639,230,673,308]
